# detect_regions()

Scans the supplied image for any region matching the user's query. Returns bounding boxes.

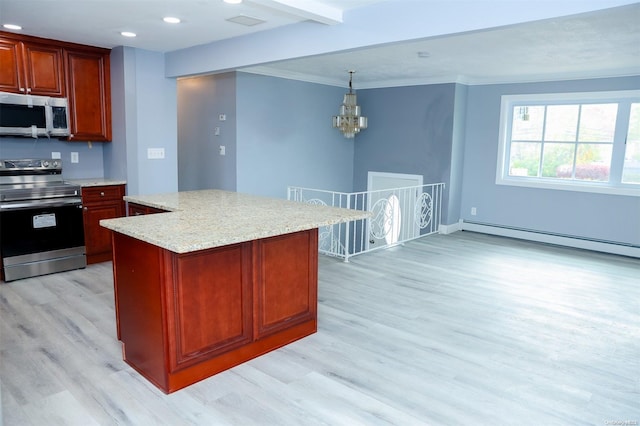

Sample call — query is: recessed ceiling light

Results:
[163,17,181,24]
[121,31,137,38]
[224,0,243,4]
[3,24,22,30]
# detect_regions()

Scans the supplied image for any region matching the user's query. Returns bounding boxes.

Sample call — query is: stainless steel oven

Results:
[0,159,86,282]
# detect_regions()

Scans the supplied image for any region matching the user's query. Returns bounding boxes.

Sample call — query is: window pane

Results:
[544,105,578,142]
[575,144,612,182]
[542,143,575,178]
[622,103,640,184]
[578,103,618,142]
[511,106,544,141]
[509,142,541,177]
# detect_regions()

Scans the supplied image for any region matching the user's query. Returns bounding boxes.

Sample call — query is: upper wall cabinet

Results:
[0,38,65,96]
[65,49,112,142]
[0,31,112,142]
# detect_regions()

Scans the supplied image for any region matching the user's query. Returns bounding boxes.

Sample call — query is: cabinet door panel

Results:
[171,244,253,370]
[66,50,111,141]
[254,230,318,338]
[82,185,124,264]
[0,39,24,92]
[83,202,123,257]
[23,43,64,96]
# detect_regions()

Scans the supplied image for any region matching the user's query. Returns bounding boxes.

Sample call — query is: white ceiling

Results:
[245,3,640,88]
[1,0,638,88]
[0,0,383,51]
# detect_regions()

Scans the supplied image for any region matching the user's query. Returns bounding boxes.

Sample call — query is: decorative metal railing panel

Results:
[288,182,445,261]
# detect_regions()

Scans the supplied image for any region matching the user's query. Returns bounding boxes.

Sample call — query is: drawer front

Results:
[82,185,124,203]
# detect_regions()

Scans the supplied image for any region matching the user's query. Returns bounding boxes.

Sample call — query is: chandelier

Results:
[332,71,367,138]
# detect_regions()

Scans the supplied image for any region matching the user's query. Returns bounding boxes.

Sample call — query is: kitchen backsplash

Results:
[0,137,105,179]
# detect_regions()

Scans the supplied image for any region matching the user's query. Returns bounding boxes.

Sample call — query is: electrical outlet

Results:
[219,145,226,156]
[471,207,477,216]
[51,152,61,159]
[71,152,79,163]
[218,114,226,121]
[147,148,165,159]
[214,127,220,136]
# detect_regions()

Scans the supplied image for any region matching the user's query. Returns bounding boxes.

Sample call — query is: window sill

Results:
[495,177,640,197]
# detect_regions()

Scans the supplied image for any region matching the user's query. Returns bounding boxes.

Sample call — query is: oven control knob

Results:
[43,160,50,168]
[52,160,60,168]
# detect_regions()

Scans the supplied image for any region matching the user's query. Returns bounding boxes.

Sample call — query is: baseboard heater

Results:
[460,220,640,259]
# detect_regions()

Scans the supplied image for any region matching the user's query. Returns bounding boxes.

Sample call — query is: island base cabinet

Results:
[111,228,318,394]
[254,231,318,339]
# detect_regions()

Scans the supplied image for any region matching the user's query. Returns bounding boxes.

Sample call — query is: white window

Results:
[496,90,640,196]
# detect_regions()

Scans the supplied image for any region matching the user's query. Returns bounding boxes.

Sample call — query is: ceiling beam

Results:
[249,0,343,25]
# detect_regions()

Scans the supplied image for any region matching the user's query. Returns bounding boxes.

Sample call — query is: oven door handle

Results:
[0,197,83,211]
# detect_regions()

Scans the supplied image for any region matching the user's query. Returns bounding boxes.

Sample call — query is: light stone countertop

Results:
[100,189,369,254]
[66,178,127,187]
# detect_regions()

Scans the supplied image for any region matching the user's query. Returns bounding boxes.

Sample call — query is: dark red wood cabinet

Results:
[0,37,65,96]
[82,185,125,264]
[111,228,318,393]
[0,31,112,142]
[65,49,111,142]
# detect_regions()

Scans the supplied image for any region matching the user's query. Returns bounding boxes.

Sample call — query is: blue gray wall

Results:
[176,72,354,199]
[461,76,640,246]
[235,73,354,198]
[177,73,237,192]
[104,46,133,188]
[128,49,178,195]
[449,84,468,225]
[105,47,178,196]
[354,83,458,224]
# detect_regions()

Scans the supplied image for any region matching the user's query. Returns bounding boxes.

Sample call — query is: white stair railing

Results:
[288,183,445,261]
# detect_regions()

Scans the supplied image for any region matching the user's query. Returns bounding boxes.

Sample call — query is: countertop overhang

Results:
[66,178,127,187]
[100,189,369,254]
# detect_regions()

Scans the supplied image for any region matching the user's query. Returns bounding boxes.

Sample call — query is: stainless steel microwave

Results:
[0,91,70,138]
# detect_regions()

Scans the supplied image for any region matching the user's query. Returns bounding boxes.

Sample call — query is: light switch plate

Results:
[71,152,79,163]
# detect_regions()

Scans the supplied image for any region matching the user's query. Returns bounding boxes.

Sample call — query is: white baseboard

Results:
[458,221,640,258]
[439,220,463,235]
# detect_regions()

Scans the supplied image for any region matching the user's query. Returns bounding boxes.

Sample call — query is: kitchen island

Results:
[100,190,367,393]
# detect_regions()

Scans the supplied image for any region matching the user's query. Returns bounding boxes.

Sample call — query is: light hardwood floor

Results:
[1,231,638,425]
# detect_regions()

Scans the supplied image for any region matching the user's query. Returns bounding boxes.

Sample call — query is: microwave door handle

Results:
[45,103,53,134]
